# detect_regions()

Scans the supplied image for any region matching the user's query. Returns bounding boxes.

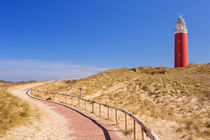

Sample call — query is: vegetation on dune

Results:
[0,81,39,137]
[34,63,210,139]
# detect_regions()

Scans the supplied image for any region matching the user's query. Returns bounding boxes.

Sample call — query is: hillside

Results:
[35,63,210,140]
[0,81,39,137]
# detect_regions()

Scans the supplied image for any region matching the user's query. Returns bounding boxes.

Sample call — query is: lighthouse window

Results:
[178,40,181,43]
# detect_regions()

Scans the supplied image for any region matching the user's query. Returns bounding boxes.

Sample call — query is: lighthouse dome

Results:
[176,14,186,24]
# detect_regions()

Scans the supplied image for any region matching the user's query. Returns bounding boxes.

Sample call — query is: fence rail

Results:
[29,89,159,140]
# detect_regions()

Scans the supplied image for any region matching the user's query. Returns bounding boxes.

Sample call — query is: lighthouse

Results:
[174,14,188,67]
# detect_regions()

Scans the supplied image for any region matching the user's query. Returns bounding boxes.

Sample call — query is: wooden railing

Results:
[29,89,159,140]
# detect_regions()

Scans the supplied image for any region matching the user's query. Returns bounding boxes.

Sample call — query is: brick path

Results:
[28,93,123,140]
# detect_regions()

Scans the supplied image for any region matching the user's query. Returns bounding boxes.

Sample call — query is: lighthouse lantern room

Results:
[174,14,188,67]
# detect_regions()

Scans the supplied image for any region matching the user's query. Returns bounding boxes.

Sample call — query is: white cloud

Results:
[0,59,108,81]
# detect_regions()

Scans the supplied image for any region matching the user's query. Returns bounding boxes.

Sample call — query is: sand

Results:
[1,83,71,140]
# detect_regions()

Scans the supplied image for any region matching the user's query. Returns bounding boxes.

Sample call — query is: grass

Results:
[0,81,39,137]
[33,63,210,139]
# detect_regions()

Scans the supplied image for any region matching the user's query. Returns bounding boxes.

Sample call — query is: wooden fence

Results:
[29,89,159,140]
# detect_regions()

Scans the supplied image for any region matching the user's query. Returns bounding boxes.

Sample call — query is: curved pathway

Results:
[9,83,124,140]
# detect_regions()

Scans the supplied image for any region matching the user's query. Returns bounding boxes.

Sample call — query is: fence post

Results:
[141,127,144,140]
[125,113,127,130]
[65,96,67,104]
[99,104,101,117]
[85,100,86,110]
[134,119,136,140]
[115,109,118,125]
[78,98,80,108]
[107,106,110,119]
[92,102,94,113]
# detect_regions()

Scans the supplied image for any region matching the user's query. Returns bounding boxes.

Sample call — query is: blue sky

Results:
[0,0,210,81]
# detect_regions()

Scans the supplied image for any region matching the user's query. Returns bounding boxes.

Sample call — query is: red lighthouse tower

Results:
[174,15,188,67]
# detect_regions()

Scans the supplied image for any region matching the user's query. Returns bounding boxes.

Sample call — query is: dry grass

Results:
[34,63,210,139]
[0,81,39,137]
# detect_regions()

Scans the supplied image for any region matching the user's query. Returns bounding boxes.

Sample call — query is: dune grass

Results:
[0,81,39,137]
[33,63,210,139]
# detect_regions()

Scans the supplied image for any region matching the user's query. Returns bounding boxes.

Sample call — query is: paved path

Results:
[27,84,123,140]
[7,83,70,140]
